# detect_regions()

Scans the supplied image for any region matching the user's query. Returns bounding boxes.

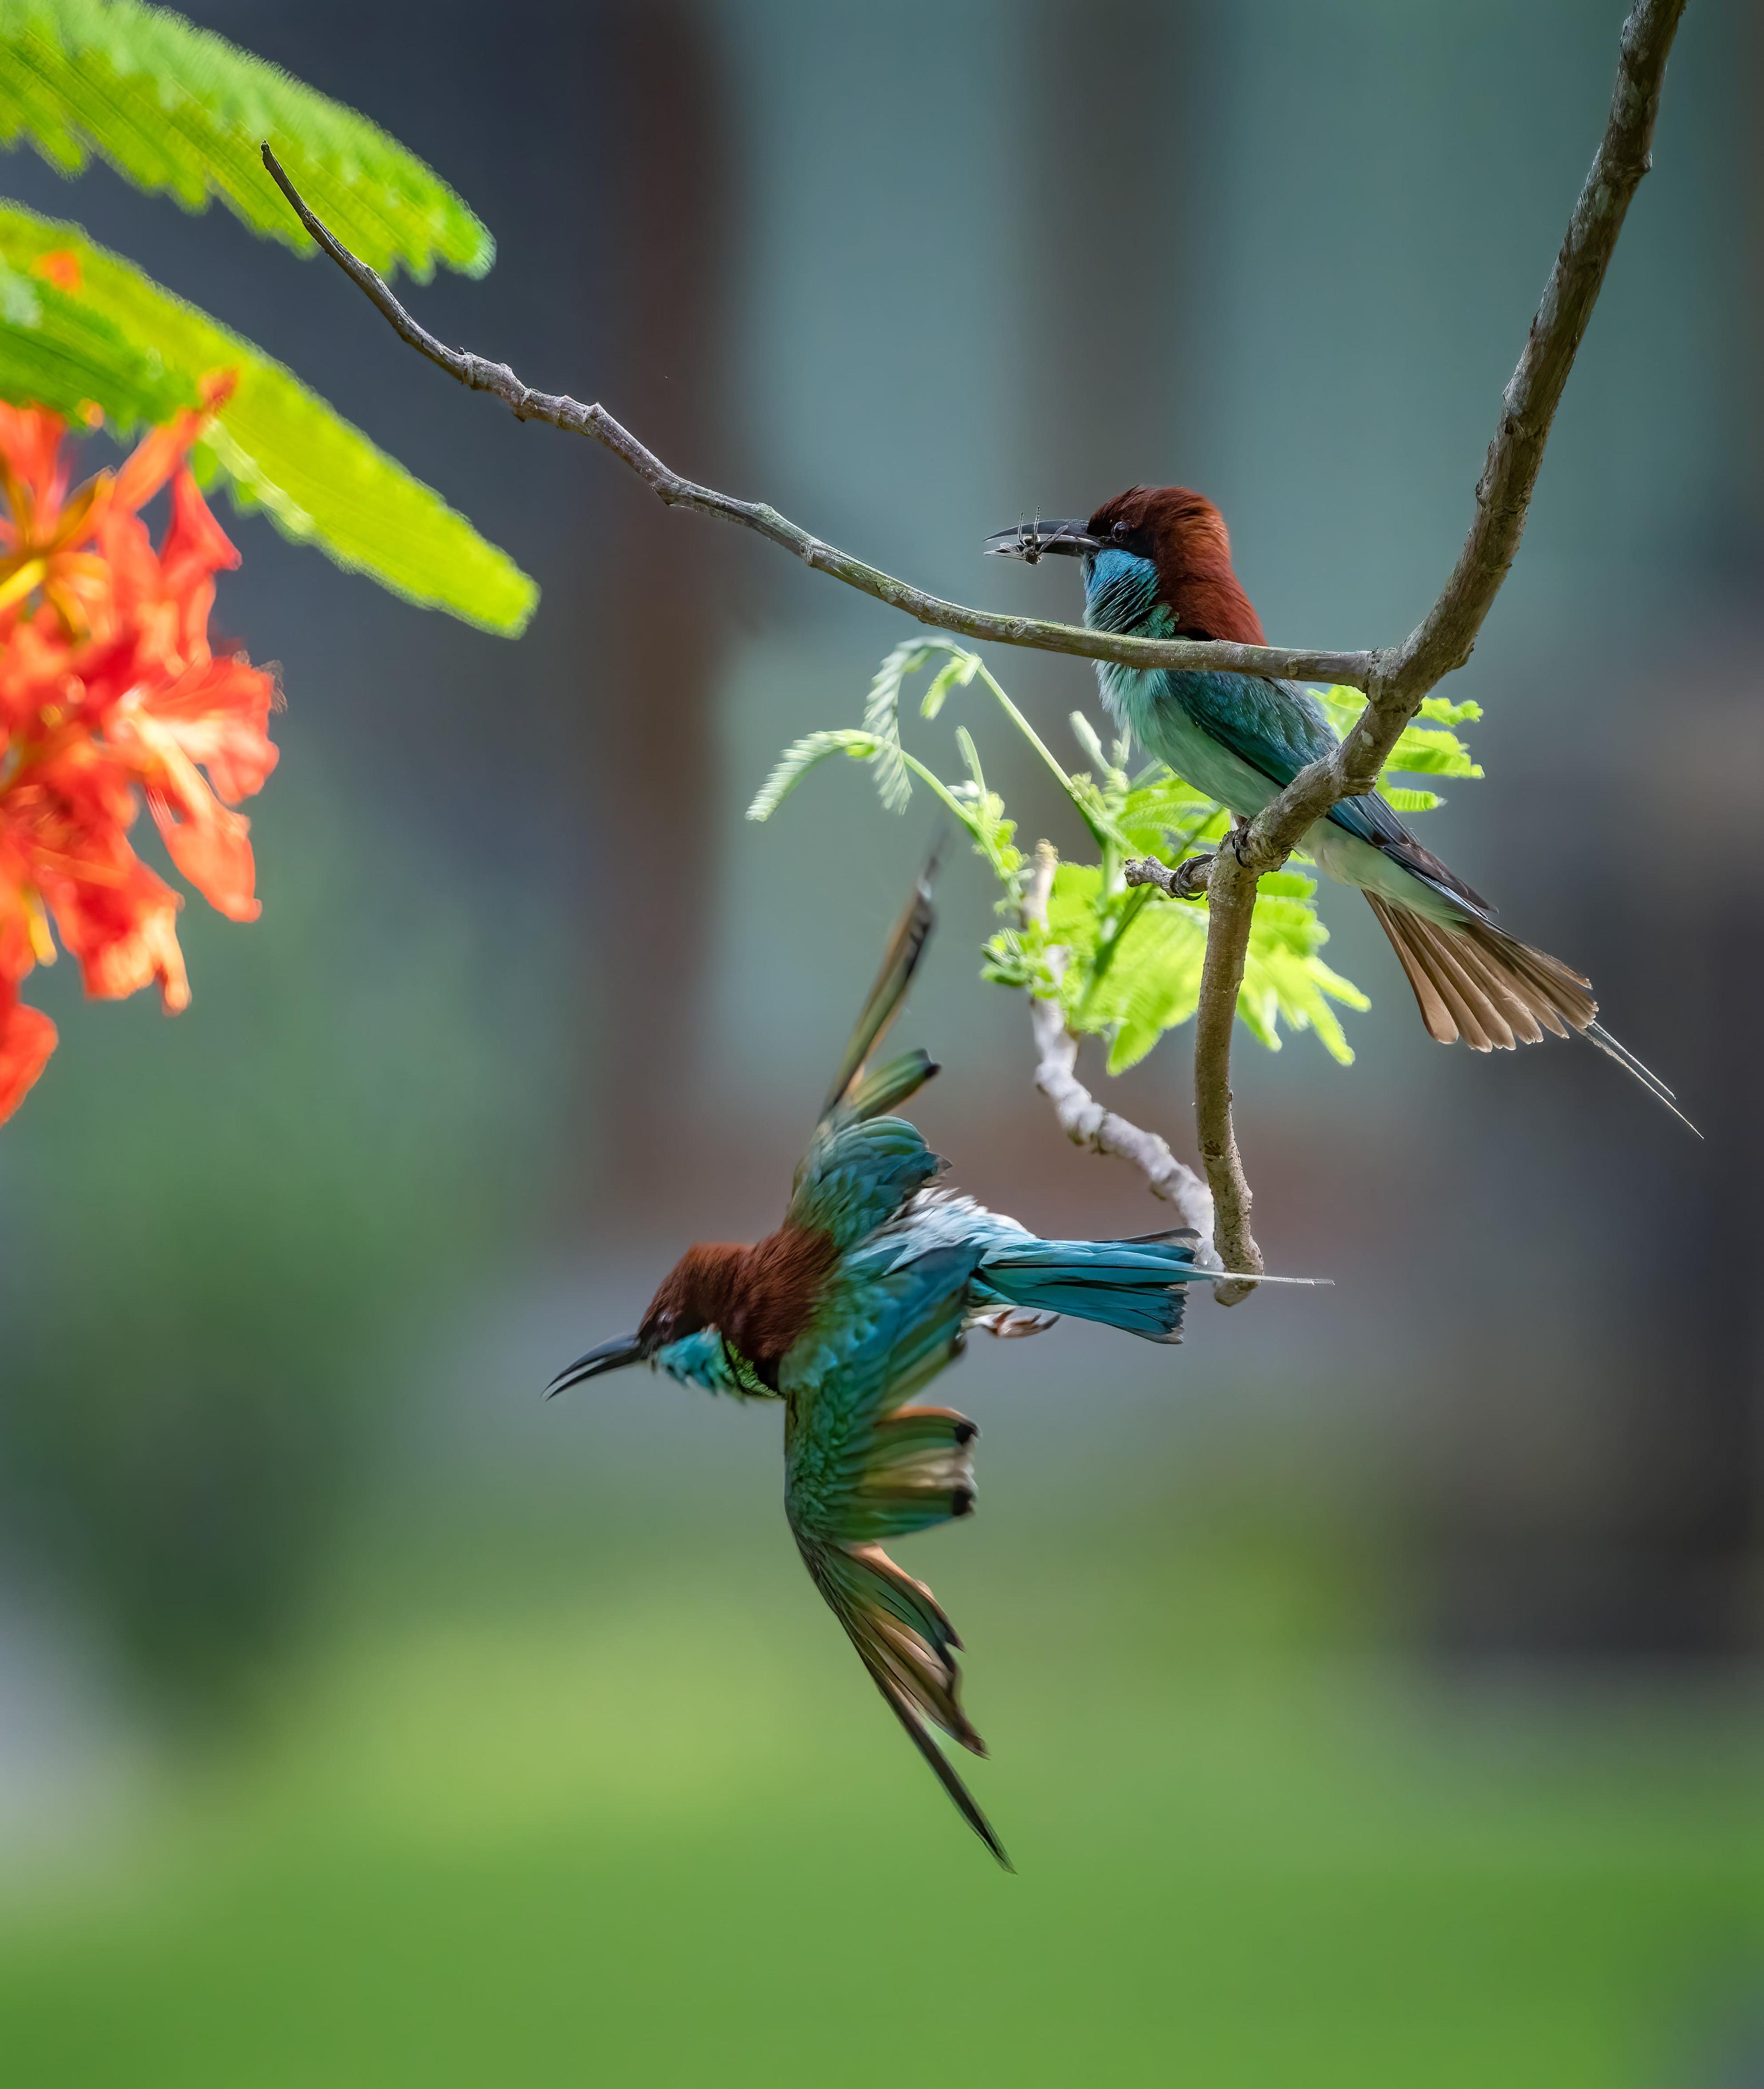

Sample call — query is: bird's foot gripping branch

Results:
[1126,854,1215,902]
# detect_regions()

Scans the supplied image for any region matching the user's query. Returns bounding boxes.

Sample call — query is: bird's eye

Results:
[1112,520,1133,544]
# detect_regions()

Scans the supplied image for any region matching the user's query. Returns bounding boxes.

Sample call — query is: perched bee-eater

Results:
[988,486,1689,1125]
[548,867,1247,1865]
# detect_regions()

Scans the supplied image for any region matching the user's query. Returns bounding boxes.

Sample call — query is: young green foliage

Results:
[0,4,533,631]
[751,655,1487,1075]
[1315,685,1483,813]
[0,203,536,634]
[0,0,491,280]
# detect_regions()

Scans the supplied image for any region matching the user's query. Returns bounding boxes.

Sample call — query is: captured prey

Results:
[989,487,1693,1131]
[547,865,1303,1864]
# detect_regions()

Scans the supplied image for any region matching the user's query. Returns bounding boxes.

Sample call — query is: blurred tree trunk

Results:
[1021,0,1200,495]
[573,0,736,1220]
[1001,0,1203,852]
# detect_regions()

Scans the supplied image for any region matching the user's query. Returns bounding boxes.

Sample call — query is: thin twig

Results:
[1180,0,1685,1281]
[1022,847,1222,1280]
[259,142,1374,693]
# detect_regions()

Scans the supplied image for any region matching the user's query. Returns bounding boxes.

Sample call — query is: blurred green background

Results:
[0,3,1761,2084]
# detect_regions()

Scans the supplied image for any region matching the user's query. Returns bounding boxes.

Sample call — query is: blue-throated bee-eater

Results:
[988,487,1692,1130]
[548,865,1261,1866]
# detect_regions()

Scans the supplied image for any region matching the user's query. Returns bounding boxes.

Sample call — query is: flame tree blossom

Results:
[0,372,278,1123]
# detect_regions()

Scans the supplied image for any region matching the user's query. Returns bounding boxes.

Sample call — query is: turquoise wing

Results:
[1161,669,1337,787]
[1163,670,1425,857]
[781,1244,1007,1866]
[787,1115,944,1252]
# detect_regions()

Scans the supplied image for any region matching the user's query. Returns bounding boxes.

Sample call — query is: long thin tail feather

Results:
[1366,894,1697,1133]
[1583,1022,1700,1135]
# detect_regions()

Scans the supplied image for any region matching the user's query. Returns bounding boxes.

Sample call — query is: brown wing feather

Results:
[796,1529,1009,1868]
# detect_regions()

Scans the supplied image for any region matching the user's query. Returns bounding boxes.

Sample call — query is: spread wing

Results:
[787,858,945,1252]
[781,1244,1007,1866]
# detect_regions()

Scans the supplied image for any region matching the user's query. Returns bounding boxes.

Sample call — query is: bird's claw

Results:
[1124,853,1214,900]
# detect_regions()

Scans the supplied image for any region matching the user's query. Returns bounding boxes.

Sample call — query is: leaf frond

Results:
[1316,682,1483,789]
[758,643,1377,1071]
[746,729,876,822]
[0,0,491,280]
[0,201,536,632]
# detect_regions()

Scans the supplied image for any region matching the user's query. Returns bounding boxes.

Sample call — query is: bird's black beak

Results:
[984,518,1103,564]
[544,1332,646,1398]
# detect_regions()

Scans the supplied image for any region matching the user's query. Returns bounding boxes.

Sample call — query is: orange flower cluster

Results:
[0,387,277,1124]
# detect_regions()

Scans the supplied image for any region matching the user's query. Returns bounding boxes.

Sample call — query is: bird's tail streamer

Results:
[1366,896,1698,1135]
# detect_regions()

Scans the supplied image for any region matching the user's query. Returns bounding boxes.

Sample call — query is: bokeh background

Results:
[0,1,1760,2082]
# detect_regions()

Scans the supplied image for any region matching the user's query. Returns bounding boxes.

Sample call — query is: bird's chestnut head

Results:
[636,1242,747,1350]
[544,1241,748,1396]
[987,484,1266,645]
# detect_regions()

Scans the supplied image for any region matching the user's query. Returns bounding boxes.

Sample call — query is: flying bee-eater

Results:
[988,486,1692,1129]
[547,865,1276,1865]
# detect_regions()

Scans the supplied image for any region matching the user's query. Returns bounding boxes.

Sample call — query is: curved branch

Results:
[259,143,1375,693]
[1022,847,1224,1284]
[1186,0,1686,1281]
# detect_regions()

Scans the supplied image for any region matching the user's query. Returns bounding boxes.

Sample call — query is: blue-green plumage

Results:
[1085,546,1473,927]
[987,485,1690,1124]
[547,866,1217,1863]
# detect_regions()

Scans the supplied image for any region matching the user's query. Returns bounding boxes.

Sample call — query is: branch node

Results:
[1124,854,1212,900]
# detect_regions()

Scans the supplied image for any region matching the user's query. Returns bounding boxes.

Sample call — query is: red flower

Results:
[0,384,277,1124]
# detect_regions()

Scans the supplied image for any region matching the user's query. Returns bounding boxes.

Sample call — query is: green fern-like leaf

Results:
[859,638,978,813]
[0,203,536,633]
[0,0,491,280]
[1234,868,1369,1064]
[746,729,876,822]
[1317,683,1483,790]
[1046,859,1366,1073]
[758,644,1377,1074]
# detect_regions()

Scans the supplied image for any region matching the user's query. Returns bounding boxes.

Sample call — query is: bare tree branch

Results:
[1179,0,1686,1282]
[1022,846,1223,1278]
[259,142,1374,693]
